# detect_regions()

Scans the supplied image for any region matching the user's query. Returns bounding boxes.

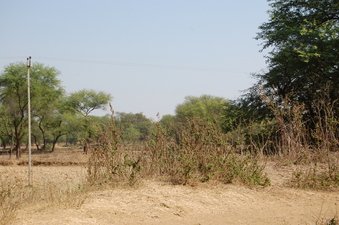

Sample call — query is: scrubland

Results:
[1,116,338,225]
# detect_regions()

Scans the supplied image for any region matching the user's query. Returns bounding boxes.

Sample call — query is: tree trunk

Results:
[15,144,20,159]
[14,129,22,159]
[32,134,41,151]
[51,133,64,152]
[83,141,88,154]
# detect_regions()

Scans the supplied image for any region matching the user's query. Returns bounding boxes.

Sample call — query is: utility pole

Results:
[27,56,32,187]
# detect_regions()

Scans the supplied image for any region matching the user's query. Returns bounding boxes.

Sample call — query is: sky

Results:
[0,0,270,119]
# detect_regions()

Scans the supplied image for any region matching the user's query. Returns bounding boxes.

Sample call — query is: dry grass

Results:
[0,146,88,166]
[0,147,88,225]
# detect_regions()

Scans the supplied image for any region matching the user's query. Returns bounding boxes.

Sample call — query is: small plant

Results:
[326,217,338,225]
[315,213,338,225]
[290,162,339,189]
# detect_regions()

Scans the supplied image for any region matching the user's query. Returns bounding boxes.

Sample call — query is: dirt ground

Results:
[0,162,337,225]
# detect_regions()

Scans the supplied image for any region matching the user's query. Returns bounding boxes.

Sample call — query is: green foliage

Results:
[222,100,246,132]
[290,163,339,190]
[64,89,112,153]
[64,89,112,117]
[115,112,153,143]
[160,114,176,127]
[234,0,339,163]
[175,95,229,124]
[32,101,70,151]
[253,0,339,124]
[0,62,64,157]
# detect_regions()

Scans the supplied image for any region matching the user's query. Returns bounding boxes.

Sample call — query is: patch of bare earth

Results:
[1,159,338,225]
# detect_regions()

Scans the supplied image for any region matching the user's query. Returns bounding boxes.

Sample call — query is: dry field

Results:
[0,148,338,225]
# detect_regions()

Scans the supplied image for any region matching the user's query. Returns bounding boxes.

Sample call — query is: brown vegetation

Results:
[1,98,339,224]
[0,149,338,225]
[1,106,338,224]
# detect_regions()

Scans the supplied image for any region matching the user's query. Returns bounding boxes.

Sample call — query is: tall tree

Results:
[254,0,339,119]
[0,62,64,158]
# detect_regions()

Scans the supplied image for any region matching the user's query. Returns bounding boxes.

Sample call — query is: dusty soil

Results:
[1,162,338,225]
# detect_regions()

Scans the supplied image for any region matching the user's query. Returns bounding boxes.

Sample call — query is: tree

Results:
[0,105,15,155]
[64,89,112,117]
[175,95,229,124]
[160,114,177,128]
[254,0,339,120]
[32,107,68,152]
[64,89,112,153]
[115,112,153,143]
[0,62,64,158]
[31,71,65,151]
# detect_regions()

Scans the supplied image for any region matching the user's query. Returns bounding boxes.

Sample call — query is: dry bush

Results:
[260,91,312,162]
[312,96,339,158]
[87,111,270,187]
[290,96,339,189]
[86,106,143,187]
[260,90,339,189]
[145,118,270,186]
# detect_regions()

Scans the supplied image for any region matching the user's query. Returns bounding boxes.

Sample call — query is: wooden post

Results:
[27,56,32,187]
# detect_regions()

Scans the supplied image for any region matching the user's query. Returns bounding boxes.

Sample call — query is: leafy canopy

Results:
[65,89,112,117]
[175,95,228,123]
[251,0,339,117]
[0,62,64,156]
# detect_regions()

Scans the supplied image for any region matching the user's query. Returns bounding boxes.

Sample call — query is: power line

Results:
[0,56,250,74]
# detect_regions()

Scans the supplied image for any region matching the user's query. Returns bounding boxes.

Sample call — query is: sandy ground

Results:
[1,164,338,225]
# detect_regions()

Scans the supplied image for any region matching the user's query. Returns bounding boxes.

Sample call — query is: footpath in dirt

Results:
[8,164,339,225]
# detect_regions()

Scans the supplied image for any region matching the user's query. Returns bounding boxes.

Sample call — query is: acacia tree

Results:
[64,89,112,153]
[0,62,64,158]
[253,0,339,120]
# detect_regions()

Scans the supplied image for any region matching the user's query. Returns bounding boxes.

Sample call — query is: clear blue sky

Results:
[0,0,270,119]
